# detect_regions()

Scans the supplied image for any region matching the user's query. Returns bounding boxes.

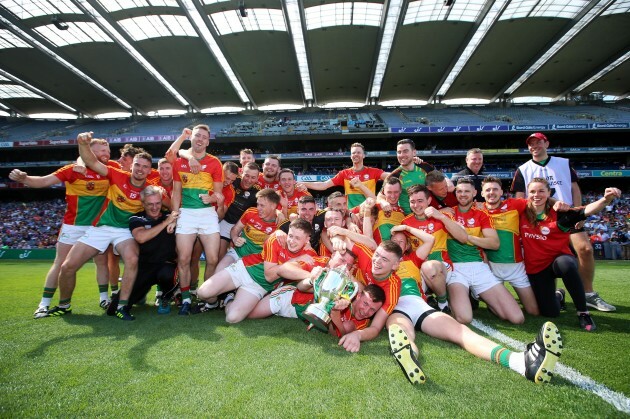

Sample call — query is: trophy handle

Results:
[339,281,359,302]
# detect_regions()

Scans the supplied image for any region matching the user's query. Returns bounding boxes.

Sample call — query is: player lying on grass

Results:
[383,220,564,385]
[248,250,387,348]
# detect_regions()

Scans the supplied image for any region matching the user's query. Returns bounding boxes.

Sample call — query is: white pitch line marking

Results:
[470,319,630,414]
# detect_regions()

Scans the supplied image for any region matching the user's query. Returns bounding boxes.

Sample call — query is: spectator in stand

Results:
[0,200,65,249]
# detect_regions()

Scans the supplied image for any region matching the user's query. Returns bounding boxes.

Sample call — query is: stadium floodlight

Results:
[369,0,404,99]
[285,0,314,102]
[0,15,130,112]
[179,0,251,104]
[0,68,76,112]
[571,51,630,95]
[51,16,70,30]
[434,0,509,98]
[75,0,190,108]
[504,0,616,96]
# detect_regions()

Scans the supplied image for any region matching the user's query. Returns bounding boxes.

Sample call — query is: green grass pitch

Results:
[1,260,628,417]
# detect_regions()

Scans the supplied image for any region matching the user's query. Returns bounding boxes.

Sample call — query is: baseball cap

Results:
[526,132,548,145]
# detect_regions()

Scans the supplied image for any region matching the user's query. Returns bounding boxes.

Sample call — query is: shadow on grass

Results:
[25,305,223,371]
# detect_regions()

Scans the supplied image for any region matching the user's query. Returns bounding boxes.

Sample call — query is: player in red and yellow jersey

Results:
[256,155,281,191]
[196,219,316,323]
[249,248,386,350]
[215,188,280,272]
[480,176,539,315]
[402,185,453,269]
[254,281,385,338]
[171,125,224,314]
[390,223,450,314]
[431,178,523,326]
[148,158,174,209]
[47,132,153,321]
[369,176,405,244]
[324,228,403,352]
[318,209,346,257]
[9,138,115,318]
[278,168,311,217]
[301,143,388,209]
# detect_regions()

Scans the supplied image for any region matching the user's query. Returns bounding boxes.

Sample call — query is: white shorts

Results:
[176,207,219,235]
[78,225,134,254]
[422,260,453,294]
[224,247,241,263]
[488,261,531,289]
[269,285,298,318]
[392,295,436,329]
[57,224,89,245]
[225,259,267,300]
[219,220,235,241]
[449,262,502,296]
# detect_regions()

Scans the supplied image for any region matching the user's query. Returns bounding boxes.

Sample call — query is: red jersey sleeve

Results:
[53,164,76,182]
[330,170,345,187]
[478,210,493,230]
[262,236,279,263]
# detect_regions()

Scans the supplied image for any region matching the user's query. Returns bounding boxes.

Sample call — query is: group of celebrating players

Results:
[10,126,621,386]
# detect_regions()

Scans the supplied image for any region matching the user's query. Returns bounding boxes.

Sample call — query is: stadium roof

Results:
[0,0,628,118]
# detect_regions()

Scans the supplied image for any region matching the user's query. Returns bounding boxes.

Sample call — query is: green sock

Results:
[59,298,71,308]
[181,288,191,303]
[43,287,56,299]
[490,345,513,368]
[41,287,56,307]
[437,293,448,309]
[98,285,109,301]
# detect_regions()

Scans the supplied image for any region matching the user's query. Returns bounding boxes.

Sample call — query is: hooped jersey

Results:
[482,198,528,264]
[352,243,401,314]
[397,252,426,299]
[95,166,145,228]
[243,235,318,292]
[373,203,405,244]
[446,206,493,263]
[330,166,384,209]
[173,154,224,209]
[401,214,453,270]
[234,207,278,258]
[54,164,110,226]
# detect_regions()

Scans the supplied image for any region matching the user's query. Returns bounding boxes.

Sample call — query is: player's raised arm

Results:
[9,169,61,188]
[77,132,108,176]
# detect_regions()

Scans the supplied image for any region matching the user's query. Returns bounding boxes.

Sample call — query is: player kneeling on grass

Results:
[195,219,317,323]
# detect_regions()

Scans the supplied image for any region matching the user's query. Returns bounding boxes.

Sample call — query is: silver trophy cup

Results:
[303,266,358,332]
